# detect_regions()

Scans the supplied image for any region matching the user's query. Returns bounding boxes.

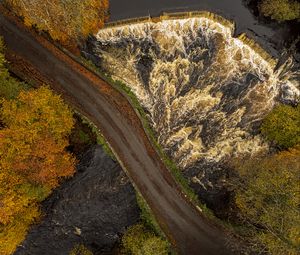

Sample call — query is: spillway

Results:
[89,14,299,196]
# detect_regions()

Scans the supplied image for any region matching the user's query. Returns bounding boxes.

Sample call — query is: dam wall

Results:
[102,11,277,68]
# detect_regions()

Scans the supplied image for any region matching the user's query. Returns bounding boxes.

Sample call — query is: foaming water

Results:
[92,16,299,170]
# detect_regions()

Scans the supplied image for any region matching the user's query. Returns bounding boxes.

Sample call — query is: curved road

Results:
[0,7,236,255]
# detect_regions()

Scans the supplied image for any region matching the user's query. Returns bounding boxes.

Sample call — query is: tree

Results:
[0,86,75,254]
[0,203,40,255]
[0,86,75,188]
[261,104,300,149]
[4,0,109,46]
[233,148,300,255]
[259,0,300,21]
[0,38,29,99]
[122,224,169,255]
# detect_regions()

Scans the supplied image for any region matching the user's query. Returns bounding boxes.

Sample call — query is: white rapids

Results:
[92,17,299,171]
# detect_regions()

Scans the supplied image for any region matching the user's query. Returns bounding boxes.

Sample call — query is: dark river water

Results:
[109,0,266,33]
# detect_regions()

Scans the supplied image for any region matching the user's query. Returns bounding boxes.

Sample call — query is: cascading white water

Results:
[92,17,299,178]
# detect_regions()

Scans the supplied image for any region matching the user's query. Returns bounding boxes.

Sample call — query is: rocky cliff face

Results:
[15,145,140,255]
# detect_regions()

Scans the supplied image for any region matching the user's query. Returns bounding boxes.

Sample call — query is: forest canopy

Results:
[3,0,109,46]
[233,148,300,255]
[0,39,75,254]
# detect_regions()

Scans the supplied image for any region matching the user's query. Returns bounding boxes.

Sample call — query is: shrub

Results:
[69,244,93,255]
[261,104,300,149]
[260,0,300,21]
[122,224,169,255]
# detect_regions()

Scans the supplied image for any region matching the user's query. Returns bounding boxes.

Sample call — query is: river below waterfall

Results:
[15,146,139,255]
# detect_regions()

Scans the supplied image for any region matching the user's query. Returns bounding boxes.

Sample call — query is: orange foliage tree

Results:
[4,0,109,46]
[0,86,75,188]
[0,86,75,254]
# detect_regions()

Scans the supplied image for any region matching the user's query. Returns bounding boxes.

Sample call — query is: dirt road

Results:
[0,7,236,255]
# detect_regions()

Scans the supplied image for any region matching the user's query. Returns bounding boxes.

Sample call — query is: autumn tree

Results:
[0,170,41,254]
[232,148,300,254]
[259,0,300,21]
[0,86,75,187]
[0,86,75,254]
[0,202,40,255]
[3,0,109,47]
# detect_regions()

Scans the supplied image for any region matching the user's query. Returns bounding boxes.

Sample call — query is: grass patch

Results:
[136,192,165,237]
[74,111,116,159]
[134,191,176,254]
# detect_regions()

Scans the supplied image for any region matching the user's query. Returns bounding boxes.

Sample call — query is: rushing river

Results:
[85,13,299,205]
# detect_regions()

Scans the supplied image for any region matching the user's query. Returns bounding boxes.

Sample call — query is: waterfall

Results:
[91,16,299,187]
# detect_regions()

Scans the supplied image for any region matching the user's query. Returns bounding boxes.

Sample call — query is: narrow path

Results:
[0,7,237,255]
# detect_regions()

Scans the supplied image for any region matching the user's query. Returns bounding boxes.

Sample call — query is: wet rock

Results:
[136,54,154,88]
[184,159,233,219]
[15,145,140,255]
[279,82,300,105]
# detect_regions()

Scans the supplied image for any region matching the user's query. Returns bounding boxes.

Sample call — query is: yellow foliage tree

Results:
[4,0,109,46]
[0,86,75,187]
[260,0,300,21]
[0,86,75,254]
[0,204,40,255]
[233,147,300,254]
